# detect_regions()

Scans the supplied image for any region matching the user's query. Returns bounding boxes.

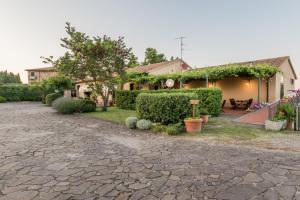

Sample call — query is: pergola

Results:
[127,64,280,103]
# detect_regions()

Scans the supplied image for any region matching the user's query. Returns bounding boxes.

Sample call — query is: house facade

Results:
[75,59,192,102]
[183,56,297,106]
[123,59,192,90]
[25,57,297,107]
[25,67,57,84]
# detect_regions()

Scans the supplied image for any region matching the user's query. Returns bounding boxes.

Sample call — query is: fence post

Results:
[257,77,261,103]
[296,106,299,131]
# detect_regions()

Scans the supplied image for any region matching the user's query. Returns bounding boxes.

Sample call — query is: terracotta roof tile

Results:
[127,59,191,73]
[198,56,289,69]
[25,67,55,71]
[197,56,297,79]
[235,56,289,67]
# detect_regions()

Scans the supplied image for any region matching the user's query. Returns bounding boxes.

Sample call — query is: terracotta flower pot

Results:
[184,118,203,134]
[201,115,209,123]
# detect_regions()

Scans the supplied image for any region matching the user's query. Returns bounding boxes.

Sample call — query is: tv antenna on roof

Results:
[175,36,191,60]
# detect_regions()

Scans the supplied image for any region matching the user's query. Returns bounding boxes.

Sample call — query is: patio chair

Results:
[222,100,226,112]
[230,98,237,109]
[246,98,253,109]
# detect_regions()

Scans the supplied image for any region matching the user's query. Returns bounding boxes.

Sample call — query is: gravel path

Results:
[0,102,300,200]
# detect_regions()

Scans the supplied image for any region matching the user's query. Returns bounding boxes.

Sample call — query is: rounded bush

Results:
[45,92,62,106]
[136,119,152,130]
[0,96,7,103]
[125,117,138,129]
[52,97,81,114]
[80,99,96,113]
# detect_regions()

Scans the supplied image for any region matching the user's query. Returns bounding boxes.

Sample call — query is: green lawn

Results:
[85,107,136,124]
[85,107,297,141]
[199,117,274,140]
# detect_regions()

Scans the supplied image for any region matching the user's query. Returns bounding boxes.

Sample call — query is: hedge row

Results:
[115,90,141,110]
[0,85,42,101]
[136,93,197,125]
[115,88,222,116]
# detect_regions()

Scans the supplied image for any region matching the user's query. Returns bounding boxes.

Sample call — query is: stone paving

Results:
[1,102,300,200]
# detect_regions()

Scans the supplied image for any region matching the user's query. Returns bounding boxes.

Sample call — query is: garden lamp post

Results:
[190,100,199,118]
[166,79,174,89]
[257,77,261,103]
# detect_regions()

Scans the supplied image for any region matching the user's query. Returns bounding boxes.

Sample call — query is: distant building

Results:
[25,67,57,84]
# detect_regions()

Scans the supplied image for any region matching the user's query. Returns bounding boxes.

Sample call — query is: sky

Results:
[0,0,299,87]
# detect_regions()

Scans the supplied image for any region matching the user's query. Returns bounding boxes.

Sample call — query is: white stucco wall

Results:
[279,59,296,96]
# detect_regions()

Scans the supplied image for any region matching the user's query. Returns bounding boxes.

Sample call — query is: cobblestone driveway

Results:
[1,102,300,200]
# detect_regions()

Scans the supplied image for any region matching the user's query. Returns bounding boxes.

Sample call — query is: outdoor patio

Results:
[221,107,249,118]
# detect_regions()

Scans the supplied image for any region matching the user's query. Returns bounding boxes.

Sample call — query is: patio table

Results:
[236,100,248,109]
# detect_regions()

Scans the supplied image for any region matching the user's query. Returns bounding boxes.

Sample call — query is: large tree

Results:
[0,70,21,84]
[128,54,139,67]
[43,22,133,111]
[142,48,167,65]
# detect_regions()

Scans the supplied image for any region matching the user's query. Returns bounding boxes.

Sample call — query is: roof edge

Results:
[285,57,298,80]
[146,59,192,73]
[25,67,55,72]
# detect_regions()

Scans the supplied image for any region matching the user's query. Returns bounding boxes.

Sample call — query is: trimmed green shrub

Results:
[79,99,97,112]
[115,90,141,110]
[52,97,96,114]
[45,93,63,106]
[136,92,197,125]
[125,117,138,129]
[0,85,42,101]
[115,88,222,116]
[136,119,152,130]
[0,96,6,103]
[166,123,185,135]
[151,125,167,133]
[52,97,80,114]
[166,126,179,135]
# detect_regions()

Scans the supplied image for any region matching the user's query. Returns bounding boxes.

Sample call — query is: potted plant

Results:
[184,117,203,133]
[184,99,203,134]
[278,104,296,130]
[265,115,287,131]
[199,108,209,123]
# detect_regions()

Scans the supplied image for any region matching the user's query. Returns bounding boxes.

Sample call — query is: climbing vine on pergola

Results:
[126,64,280,84]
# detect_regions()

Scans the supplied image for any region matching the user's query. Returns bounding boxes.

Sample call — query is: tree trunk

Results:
[120,82,124,91]
[101,94,109,112]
